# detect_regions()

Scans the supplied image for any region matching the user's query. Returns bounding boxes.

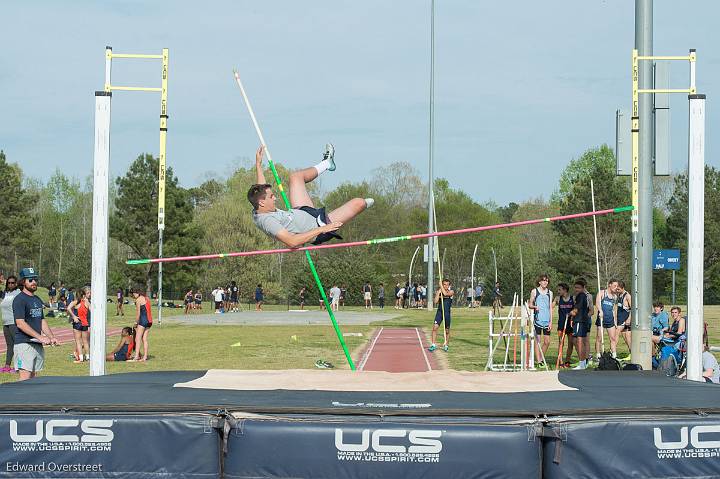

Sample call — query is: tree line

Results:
[0,145,718,305]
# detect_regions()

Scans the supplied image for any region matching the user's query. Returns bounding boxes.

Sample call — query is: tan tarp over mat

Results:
[174,369,577,393]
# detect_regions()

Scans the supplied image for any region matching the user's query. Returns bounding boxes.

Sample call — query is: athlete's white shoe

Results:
[324,143,336,170]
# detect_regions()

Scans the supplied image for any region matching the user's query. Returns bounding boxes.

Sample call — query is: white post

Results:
[408,245,420,293]
[89,91,111,376]
[686,93,705,382]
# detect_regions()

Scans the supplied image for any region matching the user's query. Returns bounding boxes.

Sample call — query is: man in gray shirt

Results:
[248,144,374,248]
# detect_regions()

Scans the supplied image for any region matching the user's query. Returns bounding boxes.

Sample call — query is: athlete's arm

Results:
[66,299,80,322]
[549,291,554,325]
[528,289,537,310]
[255,145,267,184]
[274,223,343,249]
[595,291,603,319]
[134,298,141,325]
[110,337,124,354]
[624,294,632,324]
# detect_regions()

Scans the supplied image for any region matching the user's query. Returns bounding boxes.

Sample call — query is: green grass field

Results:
[1,287,718,384]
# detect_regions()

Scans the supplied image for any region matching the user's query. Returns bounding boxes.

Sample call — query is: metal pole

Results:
[591,179,604,350]
[631,0,653,370]
[686,93,705,382]
[157,48,168,325]
[426,0,435,311]
[89,91,111,376]
[519,245,524,301]
[492,247,498,284]
[471,243,478,306]
[672,270,676,305]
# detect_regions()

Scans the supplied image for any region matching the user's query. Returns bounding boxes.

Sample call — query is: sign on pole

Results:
[652,249,681,270]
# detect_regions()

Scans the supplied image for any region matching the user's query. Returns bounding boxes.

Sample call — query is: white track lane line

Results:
[358,327,383,371]
[415,327,432,371]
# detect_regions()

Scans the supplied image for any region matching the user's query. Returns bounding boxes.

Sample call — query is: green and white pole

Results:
[233,70,355,370]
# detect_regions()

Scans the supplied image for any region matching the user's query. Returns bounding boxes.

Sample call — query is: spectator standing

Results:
[330,284,341,312]
[529,274,553,367]
[616,281,632,358]
[299,287,306,310]
[421,284,428,308]
[229,281,239,312]
[570,278,593,370]
[67,286,91,362]
[255,284,264,311]
[129,286,152,362]
[492,282,503,315]
[183,289,194,315]
[59,282,67,301]
[212,286,224,313]
[13,268,58,380]
[48,282,57,309]
[595,279,620,359]
[553,282,575,368]
[66,287,75,306]
[378,283,385,309]
[194,289,203,313]
[340,285,346,307]
[394,283,401,309]
[475,284,484,307]
[363,282,372,309]
[1,275,20,372]
[223,284,230,313]
[466,286,474,308]
[116,287,125,316]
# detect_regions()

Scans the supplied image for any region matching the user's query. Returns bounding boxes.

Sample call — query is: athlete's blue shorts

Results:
[299,205,342,245]
[534,324,551,336]
[138,317,152,329]
[114,344,128,361]
[72,321,88,332]
[434,308,452,328]
[574,320,591,338]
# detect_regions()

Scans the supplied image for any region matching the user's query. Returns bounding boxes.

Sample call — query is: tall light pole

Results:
[426,0,436,310]
[631,0,653,369]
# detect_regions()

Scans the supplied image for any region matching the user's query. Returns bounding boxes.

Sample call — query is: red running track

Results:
[358,327,439,372]
[0,327,123,353]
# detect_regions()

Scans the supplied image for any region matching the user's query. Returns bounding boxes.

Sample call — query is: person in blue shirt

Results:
[595,279,620,359]
[529,274,554,367]
[13,268,58,381]
[554,282,575,368]
[651,301,670,345]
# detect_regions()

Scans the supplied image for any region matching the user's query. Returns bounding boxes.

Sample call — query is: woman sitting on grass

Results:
[106,327,135,362]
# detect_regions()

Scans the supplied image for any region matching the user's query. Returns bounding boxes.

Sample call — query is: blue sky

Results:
[1,1,718,205]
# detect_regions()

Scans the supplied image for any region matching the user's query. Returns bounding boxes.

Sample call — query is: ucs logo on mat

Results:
[9,419,114,452]
[654,425,720,460]
[335,429,442,463]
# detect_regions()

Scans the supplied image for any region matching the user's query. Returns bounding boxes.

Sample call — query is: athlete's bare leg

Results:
[328,198,369,224]
[288,167,318,208]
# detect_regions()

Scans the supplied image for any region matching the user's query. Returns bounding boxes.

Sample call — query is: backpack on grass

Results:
[597,352,622,371]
